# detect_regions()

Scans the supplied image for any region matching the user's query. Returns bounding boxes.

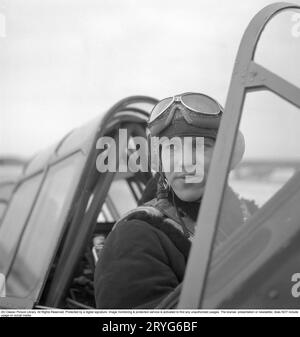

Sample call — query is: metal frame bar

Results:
[178,2,300,309]
[44,95,158,307]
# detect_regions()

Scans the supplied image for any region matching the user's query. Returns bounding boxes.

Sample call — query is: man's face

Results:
[161,136,215,202]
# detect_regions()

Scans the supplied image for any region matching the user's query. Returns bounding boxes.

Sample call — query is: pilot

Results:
[94,92,258,309]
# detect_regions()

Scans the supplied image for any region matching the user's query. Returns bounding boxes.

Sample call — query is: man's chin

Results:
[174,186,205,202]
[184,175,205,184]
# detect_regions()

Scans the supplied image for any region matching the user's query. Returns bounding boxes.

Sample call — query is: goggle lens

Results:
[148,93,223,127]
[149,97,173,123]
[181,93,221,115]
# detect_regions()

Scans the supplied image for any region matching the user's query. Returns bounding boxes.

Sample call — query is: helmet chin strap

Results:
[171,188,192,238]
[156,146,170,200]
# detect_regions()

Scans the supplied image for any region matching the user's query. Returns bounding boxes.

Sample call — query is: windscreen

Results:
[5,153,85,301]
[202,8,300,308]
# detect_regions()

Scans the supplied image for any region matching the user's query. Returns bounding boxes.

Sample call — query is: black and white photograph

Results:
[0,0,300,321]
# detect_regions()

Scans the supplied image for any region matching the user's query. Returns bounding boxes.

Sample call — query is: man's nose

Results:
[167,104,186,120]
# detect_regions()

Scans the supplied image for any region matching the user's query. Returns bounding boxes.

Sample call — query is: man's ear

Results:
[231,131,245,169]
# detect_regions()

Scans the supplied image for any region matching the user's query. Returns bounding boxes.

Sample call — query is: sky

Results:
[0,0,300,160]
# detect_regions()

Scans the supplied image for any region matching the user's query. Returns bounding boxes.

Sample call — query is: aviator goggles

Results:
[148,92,223,136]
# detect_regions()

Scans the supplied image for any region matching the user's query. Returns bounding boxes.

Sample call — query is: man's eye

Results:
[169,145,176,153]
[205,145,215,154]
[205,139,215,147]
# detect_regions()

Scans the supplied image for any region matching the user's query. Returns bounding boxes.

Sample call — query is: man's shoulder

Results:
[108,207,191,260]
[111,216,177,248]
[112,217,161,238]
[111,202,164,234]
